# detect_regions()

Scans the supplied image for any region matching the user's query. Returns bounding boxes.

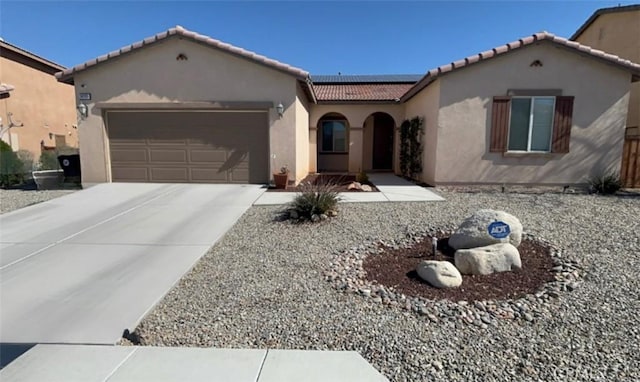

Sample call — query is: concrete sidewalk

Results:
[254,173,444,205]
[0,345,389,382]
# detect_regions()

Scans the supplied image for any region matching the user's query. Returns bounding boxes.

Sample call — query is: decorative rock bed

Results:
[324,229,584,327]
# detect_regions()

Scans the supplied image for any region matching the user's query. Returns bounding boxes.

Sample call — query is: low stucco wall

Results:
[73,37,300,185]
[434,42,631,185]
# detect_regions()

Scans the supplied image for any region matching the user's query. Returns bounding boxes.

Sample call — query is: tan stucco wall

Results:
[403,79,440,185]
[433,42,631,185]
[0,56,77,161]
[575,10,640,129]
[73,37,300,185]
[309,104,404,173]
[295,84,310,181]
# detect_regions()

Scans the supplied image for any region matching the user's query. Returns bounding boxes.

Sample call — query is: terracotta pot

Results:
[273,172,289,189]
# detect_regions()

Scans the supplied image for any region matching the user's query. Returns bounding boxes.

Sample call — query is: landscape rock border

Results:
[324,229,585,327]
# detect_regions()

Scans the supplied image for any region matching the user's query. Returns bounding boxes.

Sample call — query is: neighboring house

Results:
[0,40,78,161]
[571,4,640,187]
[56,26,640,187]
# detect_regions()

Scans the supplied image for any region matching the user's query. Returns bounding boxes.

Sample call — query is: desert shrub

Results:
[16,150,35,173]
[588,172,622,194]
[0,140,25,187]
[38,150,60,170]
[288,180,340,221]
[356,170,369,184]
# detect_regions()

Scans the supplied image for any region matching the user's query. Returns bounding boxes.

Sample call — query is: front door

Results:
[372,116,394,170]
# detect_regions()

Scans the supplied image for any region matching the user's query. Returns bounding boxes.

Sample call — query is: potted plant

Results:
[273,165,289,189]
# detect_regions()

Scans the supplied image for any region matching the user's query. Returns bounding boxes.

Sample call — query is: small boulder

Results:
[416,260,462,288]
[347,182,362,190]
[454,243,522,275]
[448,209,523,249]
[360,184,373,192]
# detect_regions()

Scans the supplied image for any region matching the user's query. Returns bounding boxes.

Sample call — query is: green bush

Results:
[16,150,35,173]
[38,150,60,170]
[588,172,622,194]
[288,180,340,222]
[0,140,25,187]
[356,170,369,184]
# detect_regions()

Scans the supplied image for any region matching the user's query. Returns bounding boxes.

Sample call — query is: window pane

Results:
[322,122,333,151]
[508,98,531,151]
[530,98,554,151]
[333,121,346,152]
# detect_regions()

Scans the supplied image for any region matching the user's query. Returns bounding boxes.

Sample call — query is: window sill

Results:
[502,151,559,157]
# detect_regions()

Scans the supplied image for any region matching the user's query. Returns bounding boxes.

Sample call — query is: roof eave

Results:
[0,41,66,73]
[570,4,640,41]
[56,26,309,84]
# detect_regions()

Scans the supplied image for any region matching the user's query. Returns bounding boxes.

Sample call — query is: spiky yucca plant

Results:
[289,179,340,221]
[588,172,622,194]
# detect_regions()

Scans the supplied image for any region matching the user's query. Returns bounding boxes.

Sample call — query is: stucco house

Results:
[56,26,640,187]
[571,3,640,187]
[0,40,78,159]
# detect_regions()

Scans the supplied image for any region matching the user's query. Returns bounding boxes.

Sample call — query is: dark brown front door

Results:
[372,114,394,170]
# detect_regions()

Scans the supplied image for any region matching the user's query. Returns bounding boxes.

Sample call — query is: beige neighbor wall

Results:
[294,84,310,182]
[403,79,441,185]
[575,10,640,131]
[0,56,77,160]
[434,42,631,185]
[309,104,404,173]
[72,37,300,185]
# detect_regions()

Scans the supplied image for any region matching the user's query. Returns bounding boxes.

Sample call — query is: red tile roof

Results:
[56,25,309,83]
[314,83,413,102]
[402,31,640,101]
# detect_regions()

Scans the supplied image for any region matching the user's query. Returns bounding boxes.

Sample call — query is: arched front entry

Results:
[364,112,395,171]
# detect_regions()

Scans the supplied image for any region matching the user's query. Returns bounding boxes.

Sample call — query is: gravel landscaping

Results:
[0,189,76,214]
[133,190,640,381]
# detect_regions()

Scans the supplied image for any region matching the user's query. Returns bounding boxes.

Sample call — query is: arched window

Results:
[321,120,347,152]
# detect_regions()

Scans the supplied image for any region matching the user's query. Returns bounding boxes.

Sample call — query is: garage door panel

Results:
[108,111,268,184]
[150,167,189,182]
[190,168,228,182]
[149,149,187,163]
[111,167,149,181]
[189,150,227,163]
[111,148,148,163]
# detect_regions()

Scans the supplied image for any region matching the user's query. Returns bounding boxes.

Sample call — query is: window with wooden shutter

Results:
[490,95,574,154]
[490,96,511,152]
[551,96,574,153]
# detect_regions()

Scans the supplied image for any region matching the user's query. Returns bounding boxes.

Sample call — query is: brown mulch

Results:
[363,235,555,302]
[267,174,379,192]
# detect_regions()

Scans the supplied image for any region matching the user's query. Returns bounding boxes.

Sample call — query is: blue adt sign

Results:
[488,221,510,239]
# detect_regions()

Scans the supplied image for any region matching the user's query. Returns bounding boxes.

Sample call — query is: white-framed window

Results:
[321,120,347,153]
[507,96,555,152]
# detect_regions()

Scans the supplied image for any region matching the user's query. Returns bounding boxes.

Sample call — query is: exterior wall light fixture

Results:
[77,103,88,119]
[276,103,284,118]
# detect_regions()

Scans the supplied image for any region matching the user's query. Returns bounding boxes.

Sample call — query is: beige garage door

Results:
[107,111,269,183]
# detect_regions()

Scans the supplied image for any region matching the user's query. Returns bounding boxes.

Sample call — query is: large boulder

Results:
[448,209,523,249]
[416,260,463,288]
[454,243,522,275]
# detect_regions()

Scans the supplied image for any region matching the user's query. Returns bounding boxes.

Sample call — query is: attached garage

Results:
[106,110,269,184]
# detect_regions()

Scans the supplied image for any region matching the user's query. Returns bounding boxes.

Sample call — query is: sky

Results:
[0,1,637,75]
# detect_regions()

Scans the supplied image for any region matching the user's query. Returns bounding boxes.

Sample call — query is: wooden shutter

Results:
[490,96,511,152]
[551,96,574,153]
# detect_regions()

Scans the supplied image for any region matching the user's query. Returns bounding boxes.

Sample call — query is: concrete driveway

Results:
[0,183,265,345]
